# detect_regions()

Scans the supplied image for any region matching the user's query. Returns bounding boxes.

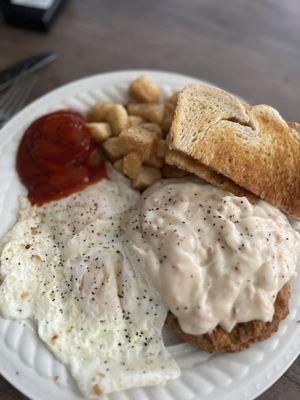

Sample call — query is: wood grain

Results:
[0,0,299,399]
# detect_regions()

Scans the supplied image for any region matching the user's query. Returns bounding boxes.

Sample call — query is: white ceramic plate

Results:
[0,70,299,400]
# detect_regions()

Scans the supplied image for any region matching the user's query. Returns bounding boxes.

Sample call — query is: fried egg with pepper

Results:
[0,166,179,397]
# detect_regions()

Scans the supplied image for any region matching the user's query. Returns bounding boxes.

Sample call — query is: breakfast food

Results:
[166,282,290,352]
[129,75,162,103]
[0,73,299,397]
[86,80,179,191]
[123,152,143,179]
[165,149,258,202]
[167,84,300,218]
[125,179,299,351]
[102,137,126,161]
[127,103,165,125]
[86,122,112,142]
[119,126,158,159]
[89,76,298,354]
[17,110,106,205]
[87,103,129,135]
[0,167,179,397]
[132,166,162,190]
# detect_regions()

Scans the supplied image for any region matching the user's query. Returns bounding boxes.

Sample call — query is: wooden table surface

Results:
[0,0,299,399]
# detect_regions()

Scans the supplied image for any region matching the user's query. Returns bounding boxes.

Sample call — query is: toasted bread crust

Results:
[288,121,300,134]
[168,84,300,219]
[166,283,290,353]
[166,149,258,203]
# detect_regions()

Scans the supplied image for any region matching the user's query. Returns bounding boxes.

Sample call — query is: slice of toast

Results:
[165,149,258,203]
[168,84,300,219]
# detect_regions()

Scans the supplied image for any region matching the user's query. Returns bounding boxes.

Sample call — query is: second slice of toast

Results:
[168,84,300,219]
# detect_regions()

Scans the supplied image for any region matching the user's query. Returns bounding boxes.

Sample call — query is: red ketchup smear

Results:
[17,110,106,205]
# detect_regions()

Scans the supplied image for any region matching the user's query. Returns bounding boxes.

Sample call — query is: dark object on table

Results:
[0,0,66,32]
[0,52,56,91]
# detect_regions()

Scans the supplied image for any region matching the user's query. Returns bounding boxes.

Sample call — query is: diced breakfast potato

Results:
[132,166,162,190]
[140,123,162,138]
[118,127,156,160]
[113,159,124,173]
[88,148,104,167]
[123,152,143,179]
[102,137,127,161]
[86,122,112,142]
[162,164,188,178]
[162,91,179,133]
[128,115,145,127]
[155,139,167,158]
[87,102,112,122]
[87,103,128,136]
[129,75,161,103]
[106,105,129,136]
[86,84,184,189]
[144,154,164,169]
[127,103,164,125]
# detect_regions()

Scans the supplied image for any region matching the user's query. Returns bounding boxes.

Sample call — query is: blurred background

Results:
[0,1,299,399]
[0,0,300,120]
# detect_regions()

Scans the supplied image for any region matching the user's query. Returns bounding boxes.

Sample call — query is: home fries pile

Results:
[86,75,187,190]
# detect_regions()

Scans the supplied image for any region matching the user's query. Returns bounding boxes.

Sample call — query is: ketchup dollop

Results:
[17,110,106,205]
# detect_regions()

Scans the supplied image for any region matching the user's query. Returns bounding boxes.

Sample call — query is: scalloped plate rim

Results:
[0,69,299,400]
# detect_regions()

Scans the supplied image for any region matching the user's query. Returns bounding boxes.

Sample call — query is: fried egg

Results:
[0,167,179,397]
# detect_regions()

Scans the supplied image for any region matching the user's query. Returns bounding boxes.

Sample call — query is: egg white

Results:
[0,169,179,397]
